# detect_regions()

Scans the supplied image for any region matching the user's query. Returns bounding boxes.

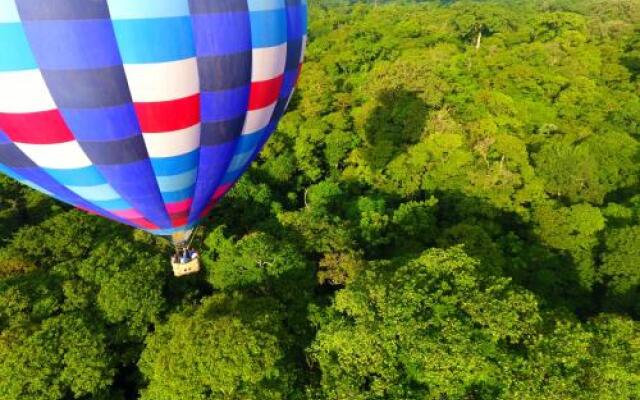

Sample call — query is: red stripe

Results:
[198,183,234,218]
[248,75,284,110]
[134,94,200,133]
[169,212,190,228]
[0,110,74,144]
[130,218,159,230]
[212,183,233,201]
[199,202,216,219]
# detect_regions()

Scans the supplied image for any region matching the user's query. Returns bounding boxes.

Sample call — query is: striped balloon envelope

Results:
[0,0,307,238]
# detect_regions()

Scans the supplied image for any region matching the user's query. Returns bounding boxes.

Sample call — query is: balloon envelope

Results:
[0,0,307,235]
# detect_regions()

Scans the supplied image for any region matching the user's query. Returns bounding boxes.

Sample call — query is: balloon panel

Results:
[0,0,307,235]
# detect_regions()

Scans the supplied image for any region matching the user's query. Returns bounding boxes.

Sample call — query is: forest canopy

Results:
[1,0,640,399]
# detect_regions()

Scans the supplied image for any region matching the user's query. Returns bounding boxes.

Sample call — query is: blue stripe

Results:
[22,20,122,69]
[97,160,172,228]
[42,66,131,109]
[0,142,35,168]
[249,9,287,48]
[0,23,37,71]
[150,150,199,176]
[0,165,53,195]
[0,164,53,195]
[161,186,194,203]
[287,5,307,39]
[198,52,252,91]
[237,130,265,153]
[112,17,195,64]
[188,141,237,223]
[0,164,27,186]
[17,167,96,208]
[44,166,107,187]
[15,0,110,20]
[191,13,251,56]
[61,104,140,141]
[189,0,248,14]
[108,0,190,19]
[201,86,249,122]
[281,69,299,98]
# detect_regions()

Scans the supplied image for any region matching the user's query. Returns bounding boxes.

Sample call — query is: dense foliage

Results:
[1,0,640,398]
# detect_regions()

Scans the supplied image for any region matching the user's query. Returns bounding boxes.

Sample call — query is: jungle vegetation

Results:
[1,0,640,398]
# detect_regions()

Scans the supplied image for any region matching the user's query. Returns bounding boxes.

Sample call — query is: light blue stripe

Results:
[221,167,246,185]
[67,183,120,201]
[150,150,199,176]
[91,198,130,210]
[107,0,190,19]
[228,150,254,172]
[23,180,53,196]
[0,23,38,71]
[157,168,197,192]
[250,9,287,48]
[0,0,20,23]
[44,166,106,187]
[148,222,197,236]
[161,186,194,203]
[112,17,195,64]
[247,0,284,12]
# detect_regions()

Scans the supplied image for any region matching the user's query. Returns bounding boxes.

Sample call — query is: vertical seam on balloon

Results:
[246,1,298,177]
[200,0,288,216]
[224,1,290,200]
[185,3,203,231]
[103,2,175,230]
[186,0,255,222]
[206,0,254,214]
[5,2,143,229]
[207,0,255,207]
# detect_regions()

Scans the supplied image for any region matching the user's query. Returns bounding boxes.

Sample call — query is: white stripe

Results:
[242,103,276,135]
[15,141,92,169]
[284,91,295,113]
[143,124,200,158]
[0,69,56,113]
[124,58,199,103]
[67,183,121,201]
[251,43,287,82]
[107,0,190,19]
[0,0,20,23]
[300,35,307,63]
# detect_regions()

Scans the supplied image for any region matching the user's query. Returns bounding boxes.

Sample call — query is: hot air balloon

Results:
[0,0,307,274]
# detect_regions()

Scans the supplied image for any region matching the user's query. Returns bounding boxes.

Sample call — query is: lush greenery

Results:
[1,0,640,398]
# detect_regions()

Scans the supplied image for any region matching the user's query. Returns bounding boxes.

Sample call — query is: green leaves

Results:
[139,295,297,400]
[310,247,541,399]
[0,314,114,400]
[1,1,640,399]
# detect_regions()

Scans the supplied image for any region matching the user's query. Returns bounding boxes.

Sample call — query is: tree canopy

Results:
[1,0,640,398]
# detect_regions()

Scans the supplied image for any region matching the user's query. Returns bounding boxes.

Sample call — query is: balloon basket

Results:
[171,256,200,277]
